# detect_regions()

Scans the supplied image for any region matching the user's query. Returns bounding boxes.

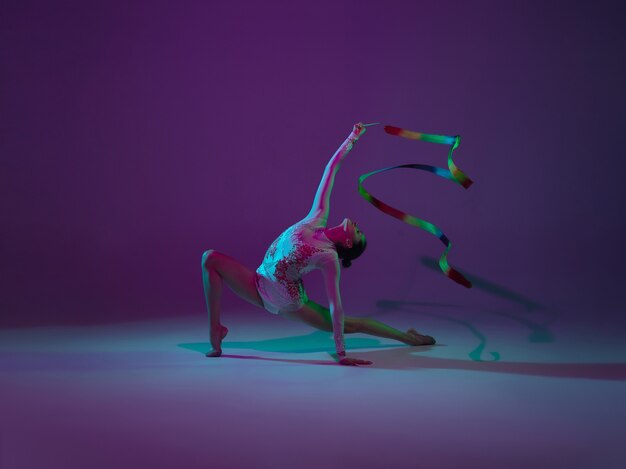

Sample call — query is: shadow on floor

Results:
[179,330,399,355]
[177,336,626,381]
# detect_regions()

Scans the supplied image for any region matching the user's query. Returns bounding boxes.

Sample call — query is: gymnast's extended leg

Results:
[201,249,264,357]
[281,300,435,346]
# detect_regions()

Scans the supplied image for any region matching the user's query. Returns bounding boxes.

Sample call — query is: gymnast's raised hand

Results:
[201,122,435,365]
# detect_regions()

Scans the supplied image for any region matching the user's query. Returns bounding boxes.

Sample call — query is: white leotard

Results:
[255,217,338,314]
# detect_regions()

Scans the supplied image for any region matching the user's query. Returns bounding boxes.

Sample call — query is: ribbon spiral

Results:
[358,125,473,288]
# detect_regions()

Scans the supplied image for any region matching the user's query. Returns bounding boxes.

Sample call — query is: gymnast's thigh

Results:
[279,300,333,332]
[203,250,264,308]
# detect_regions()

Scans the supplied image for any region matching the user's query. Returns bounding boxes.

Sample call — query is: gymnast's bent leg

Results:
[201,249,265,357]
[281,300,435,346]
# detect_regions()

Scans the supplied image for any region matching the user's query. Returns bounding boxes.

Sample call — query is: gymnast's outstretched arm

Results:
[321,255,347,359]
[320,253,372,366]
[305,123,367,224]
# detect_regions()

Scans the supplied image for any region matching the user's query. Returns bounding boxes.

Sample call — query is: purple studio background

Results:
[2,0,625,328]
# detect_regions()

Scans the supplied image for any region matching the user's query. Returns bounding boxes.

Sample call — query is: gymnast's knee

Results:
[201,249,220,269]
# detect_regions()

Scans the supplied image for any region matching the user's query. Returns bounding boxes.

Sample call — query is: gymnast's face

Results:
[341,218,365,247]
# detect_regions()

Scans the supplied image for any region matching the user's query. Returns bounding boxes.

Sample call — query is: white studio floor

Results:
[1,307,625,469]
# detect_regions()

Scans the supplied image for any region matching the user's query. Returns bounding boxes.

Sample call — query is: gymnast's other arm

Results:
[321,255,373,366]
[306,123,367,224]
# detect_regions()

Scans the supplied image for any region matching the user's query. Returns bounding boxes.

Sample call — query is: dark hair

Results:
[335,236,367,268]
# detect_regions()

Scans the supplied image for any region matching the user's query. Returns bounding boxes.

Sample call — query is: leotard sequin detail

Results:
[255,217,337,314]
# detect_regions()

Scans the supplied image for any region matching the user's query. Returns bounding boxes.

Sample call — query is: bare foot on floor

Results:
[206,325,229,357]
[405,328,436,346]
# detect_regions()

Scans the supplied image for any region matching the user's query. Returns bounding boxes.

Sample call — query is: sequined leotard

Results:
[255,217,338,314]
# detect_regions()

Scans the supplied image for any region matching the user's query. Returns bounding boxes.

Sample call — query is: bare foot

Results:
[206,325,229,357]
[405,328,436,346]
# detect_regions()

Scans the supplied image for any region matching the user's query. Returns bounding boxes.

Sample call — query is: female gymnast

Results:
[201,123,436,366]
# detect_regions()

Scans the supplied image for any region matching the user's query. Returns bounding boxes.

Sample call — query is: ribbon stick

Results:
[357,125,474,288]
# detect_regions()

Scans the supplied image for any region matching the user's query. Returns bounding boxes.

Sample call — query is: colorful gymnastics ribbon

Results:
[358,125,474,288]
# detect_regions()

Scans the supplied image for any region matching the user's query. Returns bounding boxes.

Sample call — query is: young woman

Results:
[201,123,436,366]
